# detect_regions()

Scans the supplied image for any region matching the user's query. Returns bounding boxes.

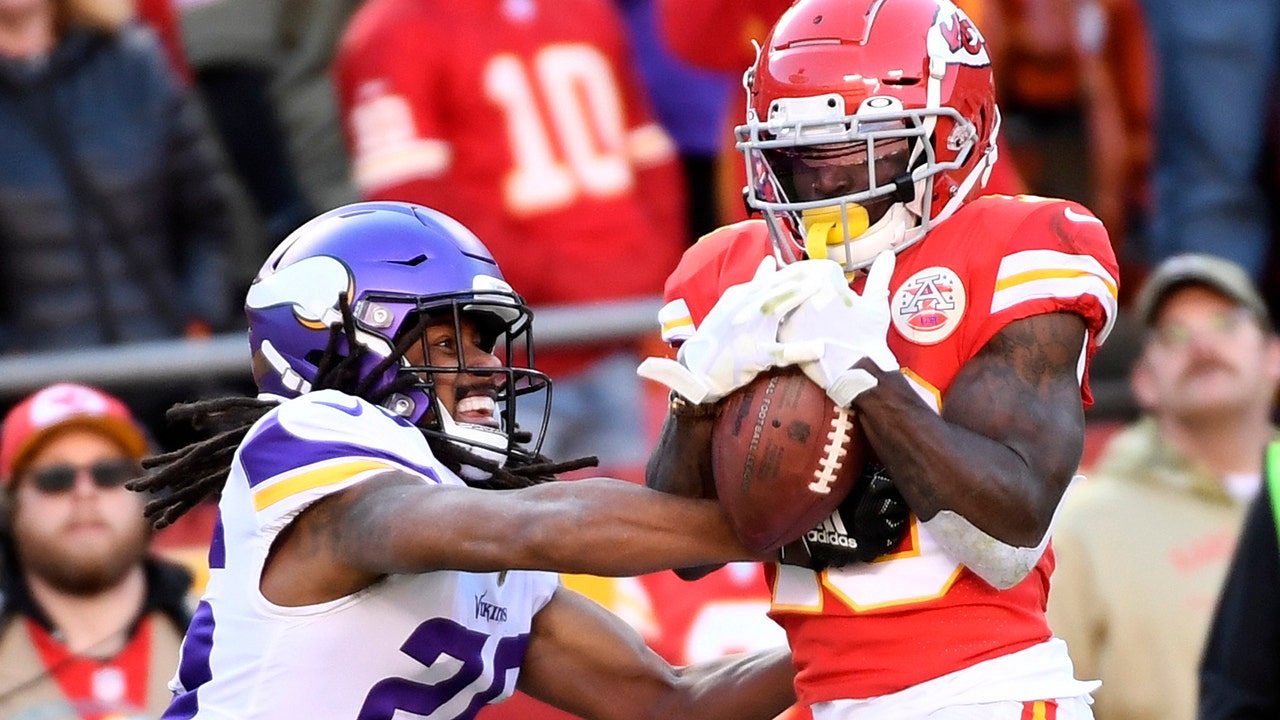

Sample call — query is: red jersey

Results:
[28,616,154,719]
[335,0,687,375]
[661,196,1119,702]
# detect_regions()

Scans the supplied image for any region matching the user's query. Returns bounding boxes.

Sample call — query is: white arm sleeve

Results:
[920,477,1078,590]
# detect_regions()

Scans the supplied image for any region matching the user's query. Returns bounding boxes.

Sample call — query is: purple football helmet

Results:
[245,201,549,460]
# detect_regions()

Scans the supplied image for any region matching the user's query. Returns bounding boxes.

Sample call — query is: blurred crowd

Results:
[0,0,1277,718]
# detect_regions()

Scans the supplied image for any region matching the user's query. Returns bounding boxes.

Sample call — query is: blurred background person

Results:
[0,0,237,442]
[980,0,1090,206]
[1198,444,1280,720]
[0,0,235,348]
[1048,253,1280,720]
[173,0,315,260]
[133,0,189,82]
[271,0,360,215]
[0,383,193,718]
[617,0,736,241]
[1071,0,1153,297]
[169,0,362,290]
[1138,0,1279,284]
[334,0,689,476]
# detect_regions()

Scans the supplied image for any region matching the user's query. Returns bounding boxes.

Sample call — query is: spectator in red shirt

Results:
[335,0,689,476]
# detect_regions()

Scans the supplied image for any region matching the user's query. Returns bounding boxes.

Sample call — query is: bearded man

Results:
[0,383,193,718]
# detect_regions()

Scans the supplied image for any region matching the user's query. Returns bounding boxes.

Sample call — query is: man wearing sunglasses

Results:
[0,382,194,719]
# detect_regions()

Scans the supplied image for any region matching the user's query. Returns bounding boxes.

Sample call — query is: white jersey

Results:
[162,390,559,720]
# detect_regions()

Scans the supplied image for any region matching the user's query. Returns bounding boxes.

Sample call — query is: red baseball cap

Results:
[0,383,150,487]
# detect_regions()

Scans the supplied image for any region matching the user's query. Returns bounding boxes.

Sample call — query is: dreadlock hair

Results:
[127,293,597,529]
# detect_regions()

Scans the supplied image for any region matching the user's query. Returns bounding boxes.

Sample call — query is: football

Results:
[711,366,867,554]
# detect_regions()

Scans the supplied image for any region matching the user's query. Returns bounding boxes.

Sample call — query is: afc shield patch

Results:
[891,266,967,345]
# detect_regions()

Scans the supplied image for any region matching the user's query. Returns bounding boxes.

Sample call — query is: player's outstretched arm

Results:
[260,471,759,605]
[517,586,796,720]
[849,312,1088,586]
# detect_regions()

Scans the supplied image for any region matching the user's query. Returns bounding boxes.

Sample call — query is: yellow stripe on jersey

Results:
[253,459,397,512]
[991,249,1119,343]
[658,298,695,343]
[995,267,1117,297]
[900,367,942,412]
[1020,699,1057,720]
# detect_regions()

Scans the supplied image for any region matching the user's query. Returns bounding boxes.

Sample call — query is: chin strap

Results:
[437,408,511,468]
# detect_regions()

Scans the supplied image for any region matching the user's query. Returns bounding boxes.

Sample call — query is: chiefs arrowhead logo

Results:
[927,3,991,68]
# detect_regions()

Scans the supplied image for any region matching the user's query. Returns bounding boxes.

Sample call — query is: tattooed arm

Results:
[259,473,758,606]
[849,312,1087,554]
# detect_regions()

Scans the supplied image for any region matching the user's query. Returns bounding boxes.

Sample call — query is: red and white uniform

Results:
[335,0,687,377]
[660,195,1119,710]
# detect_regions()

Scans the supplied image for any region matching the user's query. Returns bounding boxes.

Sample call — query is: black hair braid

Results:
[357,311,431,401]
[126,291,369,529]
[311,290,383,394]
[126,398,275,528]
[127,292,598,528]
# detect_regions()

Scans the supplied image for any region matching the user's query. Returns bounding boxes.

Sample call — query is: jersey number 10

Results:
[486,45,636,215]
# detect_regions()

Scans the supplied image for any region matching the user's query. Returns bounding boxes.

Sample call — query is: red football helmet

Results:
[737,0,1000,272]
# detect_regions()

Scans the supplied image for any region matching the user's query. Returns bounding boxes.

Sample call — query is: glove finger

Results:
[767,339,825,367]
[827,367,879,408]
[751,255,779,282]
[636,357,713,403]
[797,358,834,391]
[863,250,896,300]
[727,278,814,327]
[758,282,819,322]
[868,346,901,372]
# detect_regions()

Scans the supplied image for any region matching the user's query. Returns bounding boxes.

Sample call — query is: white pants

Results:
[810,639,1098,720]
[814,696,1093,719]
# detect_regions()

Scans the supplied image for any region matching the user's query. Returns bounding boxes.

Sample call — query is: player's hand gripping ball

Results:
[711,366,868,554]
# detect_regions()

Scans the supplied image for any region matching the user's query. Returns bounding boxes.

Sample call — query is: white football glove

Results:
[637,257,829,404]
[779,250,900,408]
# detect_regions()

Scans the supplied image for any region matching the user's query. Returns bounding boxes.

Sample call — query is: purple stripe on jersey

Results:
[239,414,442,489]
[207,511,226,569]
[162,600,216,719]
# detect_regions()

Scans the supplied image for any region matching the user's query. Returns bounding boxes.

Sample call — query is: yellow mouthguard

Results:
[802,205,869,260]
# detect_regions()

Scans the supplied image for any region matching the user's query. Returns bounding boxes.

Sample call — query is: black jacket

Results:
[0,23,234,351]
[1199,483,1280,720]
